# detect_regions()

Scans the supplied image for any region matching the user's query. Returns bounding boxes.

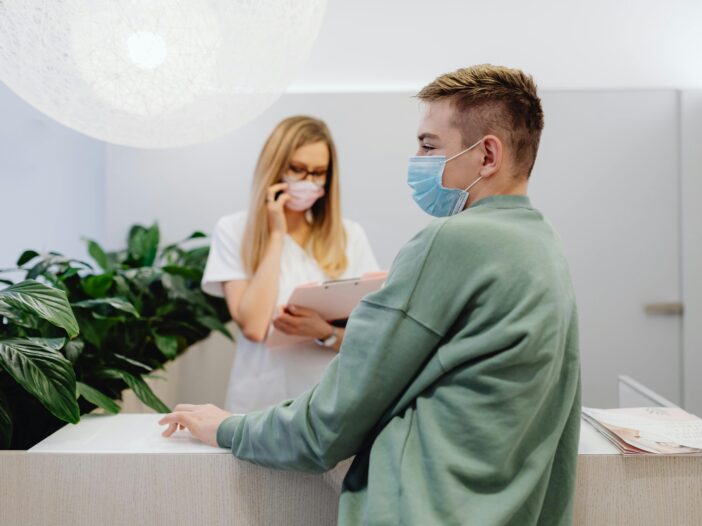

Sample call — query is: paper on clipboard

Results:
[266,271,388,348]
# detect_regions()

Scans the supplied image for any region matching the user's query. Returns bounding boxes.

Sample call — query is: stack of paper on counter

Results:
[582,407,702,455]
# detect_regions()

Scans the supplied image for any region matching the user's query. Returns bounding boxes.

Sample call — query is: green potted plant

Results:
[0,224,231,449]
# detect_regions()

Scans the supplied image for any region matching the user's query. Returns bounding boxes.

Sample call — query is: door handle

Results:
[644,302,684,316]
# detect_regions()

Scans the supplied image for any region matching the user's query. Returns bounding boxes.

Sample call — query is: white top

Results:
[202,211,380,413]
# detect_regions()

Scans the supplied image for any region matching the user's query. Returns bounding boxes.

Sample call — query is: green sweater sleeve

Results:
[216,223,448,472]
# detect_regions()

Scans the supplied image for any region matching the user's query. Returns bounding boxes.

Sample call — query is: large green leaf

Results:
[0,338,80,424]
[179,246,210,268]
[0,280,79,337]
[76,382,120,414]
[58,267,80,282]
[0,390,12,449]
[128,224,160,267]
[85,239,111,271]
[16,250,40,267]
[0,303,39,329]
[122,267,162,291]
[113,354,152,372]
[76,314,117,348]
[26,255,92,280]
[161,231,207,257]
[81,272,114,298]
[26,337,65,350]
[64,339,85,363]
[72,297,140,318]
[153,332,178,359]
[162,265,203,282]
[103,369,169,413]
[112,275,133,298]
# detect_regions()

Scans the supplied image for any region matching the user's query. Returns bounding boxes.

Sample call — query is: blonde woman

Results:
[202,116,379,413]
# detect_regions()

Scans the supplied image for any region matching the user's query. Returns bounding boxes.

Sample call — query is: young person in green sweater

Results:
[160,64,582,526]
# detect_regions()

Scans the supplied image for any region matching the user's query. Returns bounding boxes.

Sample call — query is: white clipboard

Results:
[266,271,388,348]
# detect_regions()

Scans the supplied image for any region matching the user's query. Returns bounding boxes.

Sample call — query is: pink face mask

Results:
[283,179,325,211]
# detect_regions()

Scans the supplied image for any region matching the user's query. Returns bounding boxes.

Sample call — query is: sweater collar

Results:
[469,194,532,210]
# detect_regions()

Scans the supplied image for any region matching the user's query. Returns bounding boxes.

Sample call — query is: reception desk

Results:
[1,414,701,525]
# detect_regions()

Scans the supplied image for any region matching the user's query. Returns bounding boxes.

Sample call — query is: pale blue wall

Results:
[0,83,106,270]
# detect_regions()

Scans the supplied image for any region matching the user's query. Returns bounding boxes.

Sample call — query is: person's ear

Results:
[478,135,502,178]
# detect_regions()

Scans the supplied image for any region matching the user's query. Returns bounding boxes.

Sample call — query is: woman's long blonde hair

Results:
[241,116,348,279]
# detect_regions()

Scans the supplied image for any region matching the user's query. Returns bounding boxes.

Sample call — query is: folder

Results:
[266,271,388,348]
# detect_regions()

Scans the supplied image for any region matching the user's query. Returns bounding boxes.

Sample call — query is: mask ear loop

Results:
[445,138,483,162]
[447,139,485,192]
[449,174,483,215]
[463,175,483,192]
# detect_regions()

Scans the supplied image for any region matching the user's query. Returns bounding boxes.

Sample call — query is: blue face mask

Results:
[407,139,483,217]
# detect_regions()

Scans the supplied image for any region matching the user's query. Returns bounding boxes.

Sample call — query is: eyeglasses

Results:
[285,163,328,186]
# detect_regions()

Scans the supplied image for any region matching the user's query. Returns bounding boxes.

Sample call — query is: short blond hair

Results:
[417,64,544,177]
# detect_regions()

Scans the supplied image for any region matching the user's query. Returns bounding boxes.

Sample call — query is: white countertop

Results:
[29,414,226,454]
[28,413,620,455]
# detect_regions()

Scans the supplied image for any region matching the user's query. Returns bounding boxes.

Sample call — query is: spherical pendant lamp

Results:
[0,0,326,148]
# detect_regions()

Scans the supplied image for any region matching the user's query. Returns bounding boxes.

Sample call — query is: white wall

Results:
[105,89,685,409]
[289,0,702,92]
[105,93,426,266]
[0,84,106,271]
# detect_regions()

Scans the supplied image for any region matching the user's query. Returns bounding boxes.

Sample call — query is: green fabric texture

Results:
[217,194,581,526]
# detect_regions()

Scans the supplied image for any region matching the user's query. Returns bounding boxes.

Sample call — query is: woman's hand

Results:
[266,182,291,236]
[159,403,233,448]
[273,305,333,340]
